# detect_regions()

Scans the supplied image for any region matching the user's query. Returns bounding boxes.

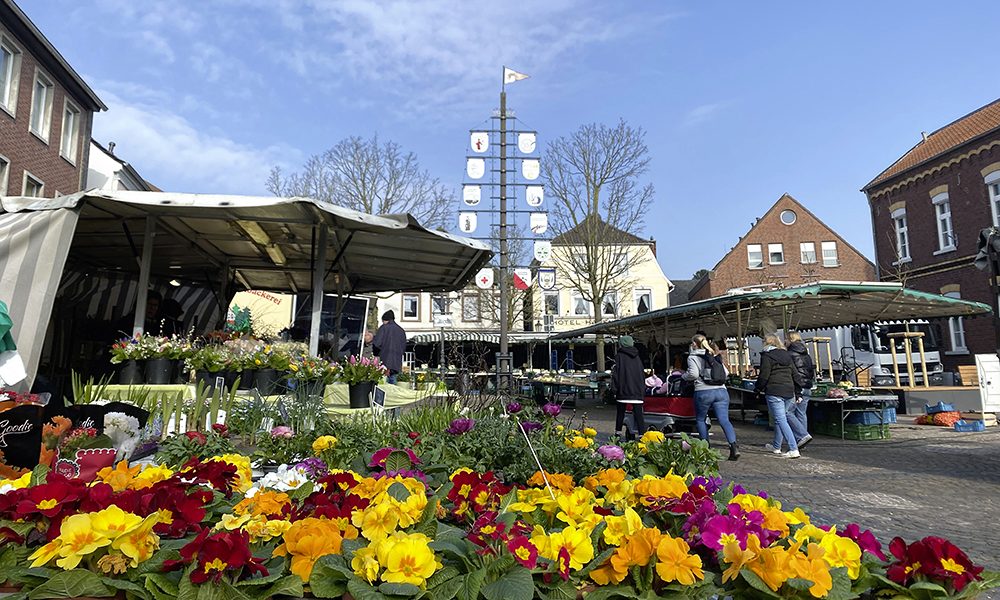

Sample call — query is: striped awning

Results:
[408,330,596,345]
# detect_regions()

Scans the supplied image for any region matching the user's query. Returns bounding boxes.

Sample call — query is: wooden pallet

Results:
[957,365,979,387]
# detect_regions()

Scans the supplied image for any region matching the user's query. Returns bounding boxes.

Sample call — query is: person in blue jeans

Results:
[683,334,739,461]
[786,332,816,448]
[753,334,804,458]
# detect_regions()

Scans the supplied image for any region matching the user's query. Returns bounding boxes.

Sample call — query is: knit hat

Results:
[382,310,395,322]
[619,335,634,347]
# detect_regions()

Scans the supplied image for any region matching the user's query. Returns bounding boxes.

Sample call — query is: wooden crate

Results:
[957,365,979,387]
[959,412,997,427]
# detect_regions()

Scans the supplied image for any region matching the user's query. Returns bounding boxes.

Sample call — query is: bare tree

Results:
[544,120,655,370]
[878,229,912,286]
[479,224,533,332]
[266,135,453,228]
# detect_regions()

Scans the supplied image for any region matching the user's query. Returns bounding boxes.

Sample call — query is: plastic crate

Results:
[815,422,890,440]
[925,401,956,415]
[954,420,986,433]
[845,407,897,425]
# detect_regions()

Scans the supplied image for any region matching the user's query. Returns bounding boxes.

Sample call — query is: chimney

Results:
[108,141,116,153]
[921,132,928,142]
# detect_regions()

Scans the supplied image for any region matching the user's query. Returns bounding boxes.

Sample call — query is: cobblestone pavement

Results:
[566,400,1000,578]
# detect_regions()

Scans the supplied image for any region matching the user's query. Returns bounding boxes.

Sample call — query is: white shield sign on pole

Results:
[463,185,481,206]
[529,212,548,234]
[459,212,477,233]
[513,268,532,291]
[534,240,552,262]
[475,268,494,289]
[521,159,540,180]
[538,268,556,290]
[518,132,536,154]
[470,131,489,153]
[525,185,544,207]
[467,158,485,179]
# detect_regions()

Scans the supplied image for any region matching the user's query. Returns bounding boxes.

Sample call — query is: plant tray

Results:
[954,420,987,433]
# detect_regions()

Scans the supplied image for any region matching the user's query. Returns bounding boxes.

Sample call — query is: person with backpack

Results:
[612,335,647,439]
[754,334,805,458]
[786,332,816,448]
[683,334,739,460]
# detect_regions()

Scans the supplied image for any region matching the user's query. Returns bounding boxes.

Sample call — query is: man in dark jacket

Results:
[372,310,407,384]
[612,335,646,439]
[754,334,805,458]
[786,332,816,447]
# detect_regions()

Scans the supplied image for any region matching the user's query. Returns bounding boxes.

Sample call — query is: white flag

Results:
[518,132,536,154]
[459,212,477,233]
[503,67,529,84]
[467,158,485,179]
[529,212,548,234]
[534,240,552,262]
[470,131,489,153]
[475,268,494,289]
[463,185,482,206]
[525,185,544,207]
[522,159,540,180]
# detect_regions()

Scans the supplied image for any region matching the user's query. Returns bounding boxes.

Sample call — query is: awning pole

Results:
[132,216,157,336]
[663,315,671,372]
[308,225,328,357]
[736,301,745,378]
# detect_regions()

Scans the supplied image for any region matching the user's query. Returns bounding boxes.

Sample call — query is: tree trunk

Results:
[593,310,605,371]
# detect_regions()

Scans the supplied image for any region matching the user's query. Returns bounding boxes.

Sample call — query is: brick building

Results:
[689,193,875,301]
[862,98,1000,369]
[0,0,105,197]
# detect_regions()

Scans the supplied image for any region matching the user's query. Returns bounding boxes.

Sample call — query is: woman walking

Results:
[786,332,816,448]
[683,334,740,461]
[754,334,804,458]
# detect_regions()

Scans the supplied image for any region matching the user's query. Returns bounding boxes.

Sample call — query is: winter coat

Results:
[682,349,729,392]
[372,320,407,373]
[611,346,646,402]
[787,341,816,390]
[754,347,803,399]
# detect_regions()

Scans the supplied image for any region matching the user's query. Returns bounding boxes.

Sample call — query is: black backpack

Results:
[699,353,728,386]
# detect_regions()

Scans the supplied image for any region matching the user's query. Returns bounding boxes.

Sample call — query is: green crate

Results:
[815,421,890,440]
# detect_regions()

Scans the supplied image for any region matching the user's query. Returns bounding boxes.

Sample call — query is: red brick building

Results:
[0,0,105,197]
[690,194,875,301]
[863,98,1000,369]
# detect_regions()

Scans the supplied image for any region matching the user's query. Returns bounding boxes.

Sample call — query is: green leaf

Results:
[427,566,461,589]
[378,582,422,596]
[29,464,49,487]
[456,569,488,600]
[387,481,412,503]
[286,481,316,502]
[738,568,782,599]
[825,566,858,600]
[577,585,635,600]
[481,565,534,600]
[785,577,814,590]
[259,575,304,599]
[414,500,440,539]
[384,450,413,473]
[537,581,577,600]
[232,570,286,588]
[143,573,180,600]
[101,577,151,600]
[428,576,464,600]
[27,569,114,599]
[347,577,389,600]
[576,547,614,579]
[309,555,352,599]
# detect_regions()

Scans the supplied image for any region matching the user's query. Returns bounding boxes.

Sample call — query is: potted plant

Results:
[186,345,228,393]
[144,335,176,384]
[254,345,286,396]
[331,355,387,408]
[109,336,153,384]
[169,335,195,383]
[287,355,331,399]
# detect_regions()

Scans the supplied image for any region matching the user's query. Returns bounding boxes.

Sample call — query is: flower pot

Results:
[145,358,174,384]
[296,380,325,398]
[174,359,189,384]
[237,369,255,390]
[197,370,225,394]
[254,368,281,396]
[348,381,374,408]
[118,360,144,385]
[222,370,239,391]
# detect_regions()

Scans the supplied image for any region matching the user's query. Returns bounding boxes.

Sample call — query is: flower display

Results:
[331,354,388,385]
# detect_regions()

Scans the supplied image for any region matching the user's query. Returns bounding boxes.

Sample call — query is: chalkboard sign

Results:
[0,404,44,471]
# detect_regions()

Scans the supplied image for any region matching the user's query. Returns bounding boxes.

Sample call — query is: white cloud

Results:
[190,43,263,90]
[92,88,301,195]
[681,101,730,127]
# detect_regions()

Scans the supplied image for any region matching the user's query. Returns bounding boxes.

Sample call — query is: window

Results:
[634,289,652,314]
[747,244,763,269]
[892,208,909,261]
[0,155,8,195]
[0,35,21,115]
[60,100,81,163]
[601,292,618,318]
[571,292,592,316]
[543,291,560,316]
[931,192,954,252]
[800,242,817,264]
[780,209,797,225]
[461,293,480,322]
[821,241,838,267]
[29,69,54,141]
[22,171,43,197]
[945,292,967,353]
[768,243,784,264]
[988,171,1000,227]
[431,294,451,317]
[615,252,630,276]
[401,294,419,320]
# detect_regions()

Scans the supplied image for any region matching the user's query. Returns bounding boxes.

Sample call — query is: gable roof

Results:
[668,279,698,305]
[864,97,1000,191]
[551,214,648,246]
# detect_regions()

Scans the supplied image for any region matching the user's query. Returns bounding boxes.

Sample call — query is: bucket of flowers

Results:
[287,355,332,399]
[109,335,158,385]
[332,355,388,408]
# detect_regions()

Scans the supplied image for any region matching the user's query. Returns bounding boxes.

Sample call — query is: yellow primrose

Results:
[0,472,31,492]
[655,535,704,586]
[818,533,862,579]
[94,461,141,492]
[133,464,174,489]
[730,493,779,514]
[640,430,665,444]
[795,523,833,544]
[354,501,400,540]
[352,544,381,584]
[375,532,441,588]
[217,513,254,531]
[582,427,598,437]
[312,435,338,454]
[210,454,253,492]
[536,524,594,571]
[112,513,162,567]
[748,538,796,592]
[784,507,811,526]
[791,543,833,598]
[31,514,112,570]
[556,487,601,529]
[89,505,144,540]
[635,474,687,500]
[603,507,644,546]
[564,435,592,449]
[721,536,758,583]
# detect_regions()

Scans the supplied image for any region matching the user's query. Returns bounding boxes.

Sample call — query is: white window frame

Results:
[430,294,451,317]
[767,243,785,265]
[891,208,910,263]
[747,244,763,269]
[22,170,43,197]
[0,154,9,196]
[571,292,593,316]
[60,98,81,164]
[601,292,618,318]
[931,192,955,253]
[821,241,839,267]
[0,33,22,117]
[944,291,967,354]
[543,291,560,316]
[634,288,652,314]
[986,170,1000,228]
[29,67,54,142]
[799,242,817,264]
[401,294,420,321]
[615,252,630,276]
[461,293,480,322]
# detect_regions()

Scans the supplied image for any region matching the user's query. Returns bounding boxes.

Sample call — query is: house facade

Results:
[862,98,1000,369]
[86,139,155,192]
[0,0,105,197]
[689,194,875,301]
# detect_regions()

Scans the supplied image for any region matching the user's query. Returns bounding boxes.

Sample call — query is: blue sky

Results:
[24,0,1000,281]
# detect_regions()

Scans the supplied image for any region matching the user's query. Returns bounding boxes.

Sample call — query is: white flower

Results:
[254,464,310,492]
